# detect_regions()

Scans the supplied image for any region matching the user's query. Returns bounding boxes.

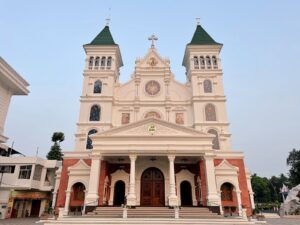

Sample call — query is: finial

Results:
[148,34,158,48]
[106,8,111,26]
[196,17,200,25]
[105,18,111,26]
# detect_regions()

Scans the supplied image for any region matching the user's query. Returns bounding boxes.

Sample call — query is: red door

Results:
[141,167,165,206]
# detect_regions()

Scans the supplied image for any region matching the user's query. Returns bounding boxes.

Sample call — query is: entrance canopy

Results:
[91,118,215,156]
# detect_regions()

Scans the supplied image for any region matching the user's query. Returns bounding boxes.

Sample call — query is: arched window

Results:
[94,80,102,94]
[145,111,161,119]
[207,129,220,149]
[94,57,100,69]
[107,56,112,69]
[72,182,86,201]
[193,56,199,69]
[221,182,234,201]
[212,56,218,69]
[206,56,211,69]
[205,104,217,121]
[89,105,100,121]
[88,57,94,70]
[203,79,212,93]
[200,56,205,69]
[86,129,97,150]
[100,57,106,69]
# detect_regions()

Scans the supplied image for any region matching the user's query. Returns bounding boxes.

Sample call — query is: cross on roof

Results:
[105,18,111,26]
[148,34,158,48]
[196,17,200,25]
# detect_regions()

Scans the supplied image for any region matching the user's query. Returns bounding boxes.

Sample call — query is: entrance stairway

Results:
[86,206,221,219]
[128,207,173,218]
[179,207,221,219]
[42,207,258,225]
[86,207,123,218]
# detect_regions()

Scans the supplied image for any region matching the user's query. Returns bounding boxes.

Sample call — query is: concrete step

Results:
[41,217,256,225]
[86,207,221,219]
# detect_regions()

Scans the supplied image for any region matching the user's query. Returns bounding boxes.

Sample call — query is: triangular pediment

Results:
[135,48,170,69]
[95,118,211,137]
[215,160,239,172]
[68,159,90,172]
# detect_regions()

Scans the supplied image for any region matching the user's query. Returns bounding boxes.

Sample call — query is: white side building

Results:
[0,157,60,219]
[0,57,29,144]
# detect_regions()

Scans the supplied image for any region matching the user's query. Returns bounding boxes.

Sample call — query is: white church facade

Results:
[53,23,255,218]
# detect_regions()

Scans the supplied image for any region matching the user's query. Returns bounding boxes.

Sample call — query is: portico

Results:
[72,118,218,209]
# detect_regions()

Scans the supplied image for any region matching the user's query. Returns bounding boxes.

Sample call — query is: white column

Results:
[249,191,255,210]
[204,156,220,206]
[85,154,102,206]
[236,190,242,216]
[168,155,178,206]
[51,192,57,208]
[64,190,71,215]
[40,167,47,187]
[82,190,88,214]
[218,191,224,215]
[127,155,137,206]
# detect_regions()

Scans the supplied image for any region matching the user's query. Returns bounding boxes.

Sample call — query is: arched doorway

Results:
[221,182,238,216]
[141,167,165,206]
[113,180,125,205]
[70,182,85,214]
[180,181,193,206]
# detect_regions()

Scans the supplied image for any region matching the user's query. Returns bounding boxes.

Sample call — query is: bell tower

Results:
[182,21,232,151]
[75,23,123,151]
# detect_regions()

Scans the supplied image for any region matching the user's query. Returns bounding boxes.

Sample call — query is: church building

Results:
[54,22,255,217]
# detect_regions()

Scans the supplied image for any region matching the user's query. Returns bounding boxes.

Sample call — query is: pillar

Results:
[51,191,57,208]
[249,191,255,210]
[236,190,242,216]
[85,154,102,205]
[64,190,71,215]
[204,155,220,206]
[168,155,178,206]
[127,154,137,206]
[218,191,224,215]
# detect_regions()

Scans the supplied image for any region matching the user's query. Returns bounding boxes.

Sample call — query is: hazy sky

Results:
[1,0,299,178]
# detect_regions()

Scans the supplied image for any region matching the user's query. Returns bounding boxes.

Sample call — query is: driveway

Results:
[0,218,40,225]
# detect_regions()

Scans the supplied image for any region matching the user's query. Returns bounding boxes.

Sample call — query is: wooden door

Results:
[141,167,165,206]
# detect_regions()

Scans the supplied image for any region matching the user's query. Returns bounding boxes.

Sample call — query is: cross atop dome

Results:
[148,34,158,48]
[105,18,111,26]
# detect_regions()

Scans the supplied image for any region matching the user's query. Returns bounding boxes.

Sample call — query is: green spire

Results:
[90,26,117,45]
[188,25,221,45]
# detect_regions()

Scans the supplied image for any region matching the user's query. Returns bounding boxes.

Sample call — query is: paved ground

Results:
[0,218,299,225]
[0,218,40,225]
[266,218,300,225]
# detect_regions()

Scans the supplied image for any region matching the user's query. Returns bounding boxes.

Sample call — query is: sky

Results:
[1,0,300,178]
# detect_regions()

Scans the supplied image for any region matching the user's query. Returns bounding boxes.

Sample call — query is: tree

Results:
[51,132,65,145]
[46,132,64,160]
[251,173,271,203]
[269,174,289,202]
[287,149,300,186]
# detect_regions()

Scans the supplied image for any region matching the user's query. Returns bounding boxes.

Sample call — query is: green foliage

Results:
[46,143,63,160]
[287,149,300,186]
[51,132,65,145]
[268,173,289,202]
[251,174,272,203]
[250,148,299,206]
[46,132,65,161]
[251,173,290,204]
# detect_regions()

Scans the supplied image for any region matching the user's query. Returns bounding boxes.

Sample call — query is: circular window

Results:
[145,80,160,96]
